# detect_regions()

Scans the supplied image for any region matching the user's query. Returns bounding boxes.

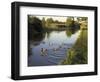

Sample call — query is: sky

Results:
[36,16,67,22]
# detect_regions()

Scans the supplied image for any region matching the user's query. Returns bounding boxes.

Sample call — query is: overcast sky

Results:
[36,16,67,22]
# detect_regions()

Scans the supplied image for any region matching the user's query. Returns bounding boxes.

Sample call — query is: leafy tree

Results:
[42,17,46,28]
[28,16,44,40]
[77,17,88,22]
[54,20,59,23]
[81,17,88,21]
[66,17,74,27]
[30,16,43,32]
[46,18,54,27]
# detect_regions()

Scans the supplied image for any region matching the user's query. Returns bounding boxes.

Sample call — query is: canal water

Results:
[28,29,80,66]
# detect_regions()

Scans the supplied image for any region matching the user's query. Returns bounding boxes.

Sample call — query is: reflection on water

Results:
[28,29,80,66]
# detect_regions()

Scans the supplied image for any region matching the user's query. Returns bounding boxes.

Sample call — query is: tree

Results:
[54,20,59,23]
[46,18,54,27]
[77,17,88,22]
[77,17,81,22]
[81,17,88,21]
[28,16,43,34]
[66,17,74,27]
[42,17,46,28]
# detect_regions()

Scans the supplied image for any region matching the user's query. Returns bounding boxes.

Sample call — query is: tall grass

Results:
[62,30,88,65]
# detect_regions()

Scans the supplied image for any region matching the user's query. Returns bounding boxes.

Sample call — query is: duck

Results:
[53,47,59,51]
[41,48,48,56]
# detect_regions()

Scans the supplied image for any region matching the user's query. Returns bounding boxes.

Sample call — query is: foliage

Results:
[28,16,43,31]
[77,17,88,22]
[66,17,74,27]
[62,30,88,64]
[42,17,46,28]
[28,16,44,40]
[45,18,54,27]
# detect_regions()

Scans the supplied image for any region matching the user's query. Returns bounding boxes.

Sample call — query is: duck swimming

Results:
[41,48,48,56]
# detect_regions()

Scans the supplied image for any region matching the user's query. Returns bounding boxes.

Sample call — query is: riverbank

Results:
[61,29,88,65]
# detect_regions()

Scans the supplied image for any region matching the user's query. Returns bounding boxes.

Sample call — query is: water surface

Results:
[28,29,80,66]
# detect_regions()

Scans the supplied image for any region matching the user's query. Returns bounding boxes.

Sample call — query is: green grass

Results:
[62,30,88,65]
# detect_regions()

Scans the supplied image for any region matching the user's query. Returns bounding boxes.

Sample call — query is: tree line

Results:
[28,15,87,36]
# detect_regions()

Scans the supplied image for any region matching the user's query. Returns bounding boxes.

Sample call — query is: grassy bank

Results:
[62,29,88,65]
